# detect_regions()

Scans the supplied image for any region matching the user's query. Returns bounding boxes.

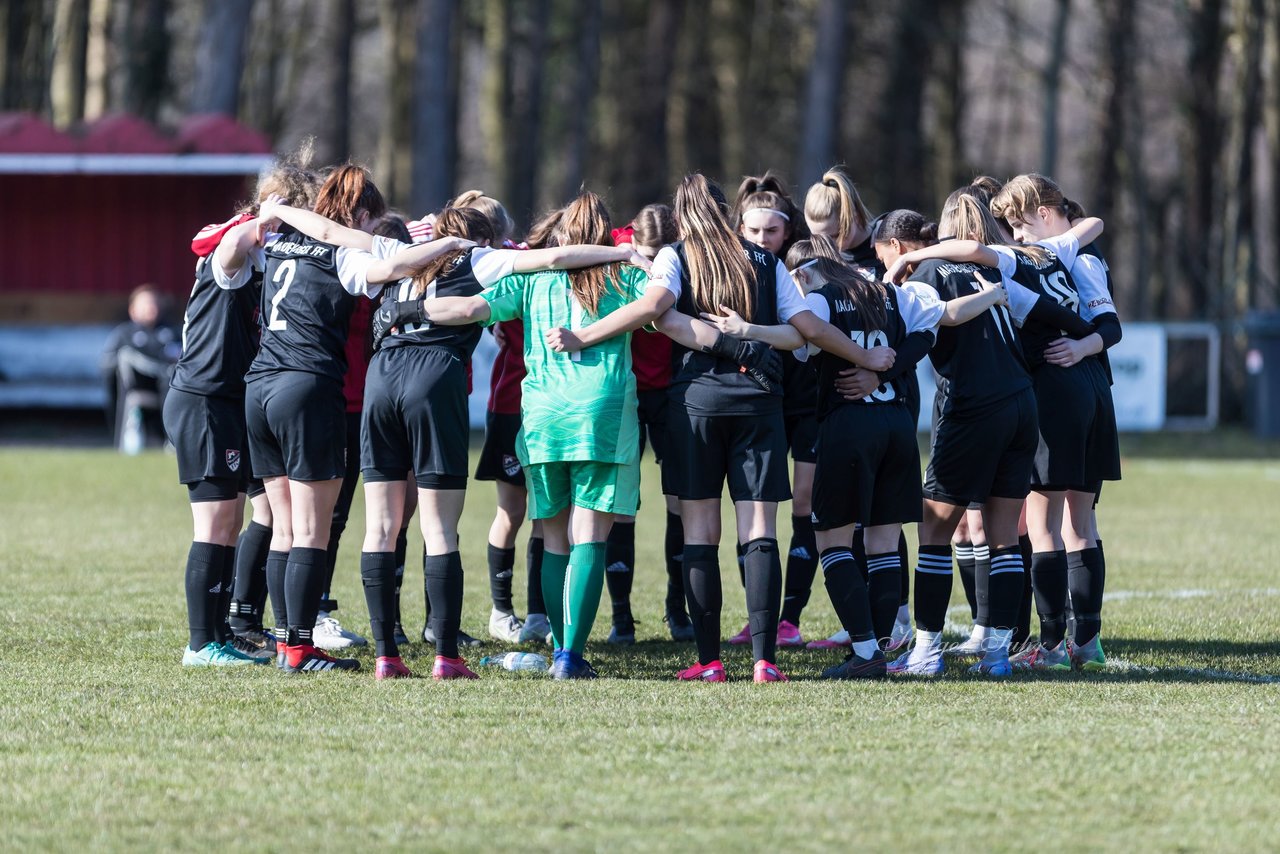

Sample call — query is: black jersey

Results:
[909,258,1031,417]
[782,351,819,417]
[170,254,262,399]
[846,235,886,280]
[669,239,782,417]
[1001,247,1081,369]
[812,283,916,419]
[246,229,360,385]
[380,248,485,361]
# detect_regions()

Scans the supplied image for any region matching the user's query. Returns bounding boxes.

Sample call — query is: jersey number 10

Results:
[849,329,896,402]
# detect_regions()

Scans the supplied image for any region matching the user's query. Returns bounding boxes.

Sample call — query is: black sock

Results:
[987,546,1025,629]
[215,545,236,642]
[973,543,991,627]
[265,549,289,642]
[230,521,271,633]
[393,527,408,627]
[955,541,977,621]
[865,551,902,646]
[743,537,782,664]
[1014,534,1034,646]
[736,542,746,588]
[1069,547,1105,645]
[1031,550,1069,647]
[820,547,874,644]
[487,544,516,615]
[852,527,868,582]
[320,519,344,614]
[664,511,685,612]
[605,521,635,628]
[914,545,953,633]
[683,544,722,665]
[284,547,327,646]
[425,551,464,659]
[527,536,546,614]
[184,541,221,651]
[360,551,399,658]
[780,514,818,626]
[897,530,911,606]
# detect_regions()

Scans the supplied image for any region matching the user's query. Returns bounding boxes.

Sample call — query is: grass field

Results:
[2,441,1279,851]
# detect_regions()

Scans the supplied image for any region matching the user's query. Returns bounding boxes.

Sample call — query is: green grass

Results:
[2,444,1279,851]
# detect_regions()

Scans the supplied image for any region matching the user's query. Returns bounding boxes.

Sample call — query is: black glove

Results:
[705,332,783,395]
[371,297,426,351]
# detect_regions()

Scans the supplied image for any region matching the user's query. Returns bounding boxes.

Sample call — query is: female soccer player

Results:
[990,173,1123,670]
[378,192,651,679]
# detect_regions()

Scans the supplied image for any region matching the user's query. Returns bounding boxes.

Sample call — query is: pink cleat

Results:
[432,655,479,680]
[807,629,852,650]
[678,659,727,682]
[375,655,412,680]
[776,620,804,647]
[753,660,790,683]
[727,622,752,645]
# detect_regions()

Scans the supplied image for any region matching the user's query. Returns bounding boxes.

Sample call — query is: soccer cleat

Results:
[222,635,273,663]
[821,649,888,680]
[519,613,553,644]
[1010,641,1072,672]
[312,613,368,650]
[607,620,636,645]
[281,644,360,673]
[727,622,752,645]
[678,660,727,682]
[393,621,410,647]
[182,642,255,667]
[1071,635,1106,672]
[887,652,944,677]
[375,656,412,680]
[233,627,276,653]
[488,608,525,643]
[968,649,1013,677]
[422,625,485,648]
[550,649,598,680]
[947,626,987,657]
[886,612,913,651]
[431,655,479,680]
[664,608,696,642]
[776,620,804,647]
[752,660,789,682]
[807,628,852,650]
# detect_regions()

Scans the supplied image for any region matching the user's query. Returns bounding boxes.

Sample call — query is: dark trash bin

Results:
[1244,311,1280,438]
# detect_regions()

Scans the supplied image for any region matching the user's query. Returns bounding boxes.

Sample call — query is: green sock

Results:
[541,550,570,649]
[564,542,607,655]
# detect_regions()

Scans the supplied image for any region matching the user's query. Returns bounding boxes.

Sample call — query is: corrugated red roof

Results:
[0,111,272,154]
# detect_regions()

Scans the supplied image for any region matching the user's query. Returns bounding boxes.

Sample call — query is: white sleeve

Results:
[1004,276,1039,327]
[1035,233,1080,270]
[212,246,263,290]
[370,235,410,260]
[774,260,806,323]
[470,247,518,286]
[990,245,1019,280]
[648,245,683,300]
[334,247,384,299]
[1073,255,1116,321]
[802,291,830,324]
[895,286,944,335]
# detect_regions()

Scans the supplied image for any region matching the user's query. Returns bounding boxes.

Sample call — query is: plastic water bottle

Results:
[122,406,145,456]
[479,652,548,672]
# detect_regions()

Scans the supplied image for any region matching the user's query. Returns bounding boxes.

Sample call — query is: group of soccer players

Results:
[166,149,1121,682]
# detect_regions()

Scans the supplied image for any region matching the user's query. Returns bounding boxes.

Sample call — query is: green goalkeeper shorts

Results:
[525,458,640,520]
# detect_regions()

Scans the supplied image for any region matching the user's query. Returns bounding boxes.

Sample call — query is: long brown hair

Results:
[804,165,873,244]
[524,208,564,250]
[989,173,1086,226]
[941,187,1049,265]
[314,163,387,228]
[788,235,888,334]
[631,203,677,254]
[557,192,619,317]
[409,207,495,297]
[674,173,756,320]
[248,137,320,212]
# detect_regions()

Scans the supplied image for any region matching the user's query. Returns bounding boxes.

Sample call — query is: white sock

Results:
[852,638,880,659]
[896,604,910,623]
[988,628,1013,655]
[968,623,989,643]
[911,629,942,660]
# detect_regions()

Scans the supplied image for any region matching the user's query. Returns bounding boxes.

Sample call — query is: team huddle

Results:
[166,150,1120,682]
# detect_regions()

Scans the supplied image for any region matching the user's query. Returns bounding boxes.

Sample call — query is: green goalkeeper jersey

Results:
[480,263,650,467]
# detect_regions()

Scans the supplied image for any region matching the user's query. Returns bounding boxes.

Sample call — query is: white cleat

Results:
[312,612,368,650]
[489,608,525,643]
[519,612,553,644]
[886,613,913,651]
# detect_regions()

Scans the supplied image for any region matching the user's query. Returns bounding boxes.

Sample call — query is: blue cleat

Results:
[968,650,1013,677]
[550,649,599,680]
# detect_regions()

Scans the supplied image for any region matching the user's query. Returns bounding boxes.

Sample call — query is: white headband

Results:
[743,207,791,223]
[789,259,820,276]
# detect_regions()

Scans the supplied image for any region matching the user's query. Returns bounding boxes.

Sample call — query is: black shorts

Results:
[361,346,469,489]
[1081,358,1121,486]
[475,410,525,486]
[636,388,670,464]
[245,372,347,482]
[925,388,1038,505]
[812,404,922,530]
[1030,364,1099,491]
[784,412,819,464]
[163,387,254,500]
[665,407,791,503]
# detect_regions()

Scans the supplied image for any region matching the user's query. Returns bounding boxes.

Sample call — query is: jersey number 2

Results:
[268,260,296,332]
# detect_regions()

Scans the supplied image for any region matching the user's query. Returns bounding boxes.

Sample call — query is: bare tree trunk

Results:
[624,0,683,212]
[1041,0,1071,175]
[505,0,550,228]
[1221,0,1265,318]
[1090,0,1135,229]
[875,0,934,212]
[560,0,601,202]
[118,0,168,121]
[932,0,968,202]
[672,3,723,185]
[795,0,847,192]
[1180,0,1226,316]
[410,0,459,215]
[82,0,110,119]
[481,0,513,204]
[50,0,88,127]
[3,1,50,111]
[330,0,355,162]
[708,0,751,181]
[378,0,417,206]
[189,0,252,115]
